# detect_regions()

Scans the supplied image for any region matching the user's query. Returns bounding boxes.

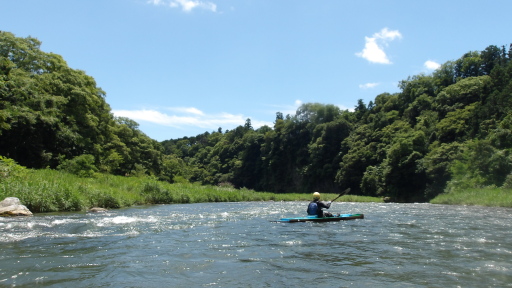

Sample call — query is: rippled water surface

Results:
[1,202,511,287]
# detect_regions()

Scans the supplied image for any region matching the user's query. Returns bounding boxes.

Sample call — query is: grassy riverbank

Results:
[3,167,512,212]
[0,169,382,213]
[430,188,512,207]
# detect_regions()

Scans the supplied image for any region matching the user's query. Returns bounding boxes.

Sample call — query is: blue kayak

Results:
[276,213,364,223]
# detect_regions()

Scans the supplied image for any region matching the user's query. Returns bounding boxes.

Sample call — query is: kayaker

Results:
[307,192,333,217]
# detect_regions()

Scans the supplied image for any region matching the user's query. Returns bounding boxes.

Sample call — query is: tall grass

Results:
[1,169,86,212]
[0,169,383,213]
[430,188,512,207]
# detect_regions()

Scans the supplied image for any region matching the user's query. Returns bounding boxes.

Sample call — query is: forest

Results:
[2,31,512,203]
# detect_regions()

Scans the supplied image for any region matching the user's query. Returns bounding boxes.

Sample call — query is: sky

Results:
[2,0,511,141]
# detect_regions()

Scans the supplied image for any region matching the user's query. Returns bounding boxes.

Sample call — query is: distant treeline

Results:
[2,31,512,202]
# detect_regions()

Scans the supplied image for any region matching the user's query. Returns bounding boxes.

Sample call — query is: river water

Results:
[1,202,511,287]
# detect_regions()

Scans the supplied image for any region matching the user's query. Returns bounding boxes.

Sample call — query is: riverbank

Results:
[0,169,382,213]
[4,168,511,214]
[430,187,512,207]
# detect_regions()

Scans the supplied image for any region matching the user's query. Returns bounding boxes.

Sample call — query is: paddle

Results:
[330,188,351,203]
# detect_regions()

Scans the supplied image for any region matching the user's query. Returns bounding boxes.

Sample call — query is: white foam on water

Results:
[52,219,77,225]
[111,216,137,224]
[96,215,157,227]
[484,262,510,272]
[282,240,302,246]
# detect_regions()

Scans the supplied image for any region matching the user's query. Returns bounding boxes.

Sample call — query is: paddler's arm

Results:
[320,201,332,209]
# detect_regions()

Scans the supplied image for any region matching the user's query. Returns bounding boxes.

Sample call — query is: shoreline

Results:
[3,169,512,215]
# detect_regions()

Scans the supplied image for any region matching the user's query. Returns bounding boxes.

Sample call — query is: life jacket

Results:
[307,201,318,216]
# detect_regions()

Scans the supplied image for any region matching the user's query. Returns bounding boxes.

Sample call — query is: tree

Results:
[354,99,368,122]
[275,112,283,122]
[421,142,462,199]
[305,118,351,193]
[244,118,253,130]
[480,45,506,75]
[398,74,436,106]
[446,140,512,192]
[336,124,382,194]
[434,75,491,118]
[0,31,112,168]
[436,103,477,142]
[380,130,427,202]
[231,131,265,189]
[454,51,483,79]
[57,154,98,177]
[0,32,168,177]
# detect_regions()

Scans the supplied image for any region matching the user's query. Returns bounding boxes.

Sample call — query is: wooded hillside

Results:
[2,31,512,202]
[0,31,163,177]
[161,44,512,202]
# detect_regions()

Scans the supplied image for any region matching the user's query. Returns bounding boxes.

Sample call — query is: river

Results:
[1,202,511,287]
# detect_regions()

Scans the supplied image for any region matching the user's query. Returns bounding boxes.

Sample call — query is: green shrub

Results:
[502,173,512,189]
[58,154,98,178]
[141,181,173,204]
[0,156,26,181]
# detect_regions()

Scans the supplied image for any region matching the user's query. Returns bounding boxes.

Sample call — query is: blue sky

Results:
[2,0,511,141]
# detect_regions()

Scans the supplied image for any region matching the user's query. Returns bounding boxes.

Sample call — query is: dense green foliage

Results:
[2,31,512,204]
[0,165,380,213]
[162,45,512,202]
[0,31,163,177]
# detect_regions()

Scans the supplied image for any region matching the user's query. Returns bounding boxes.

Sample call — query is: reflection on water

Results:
[1,202,511,287]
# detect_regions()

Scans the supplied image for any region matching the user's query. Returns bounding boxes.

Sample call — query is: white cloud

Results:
[359,82,380,89]
[166,107,204,115]
[375,28,402,41]
[148,0,217,12]
[113,109,198,127]
[112,107,273,131]
[424,60,441,70]
[356,28,402,64]
[266,100,303,117]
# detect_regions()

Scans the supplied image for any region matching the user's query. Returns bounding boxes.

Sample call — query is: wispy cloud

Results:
[166,107,204,116]
[359,82,380,89]
[356,28,402,64]
[148,0,217,12]
[424,60,441,71]
[265,100,303,117]
[112,107,273,131]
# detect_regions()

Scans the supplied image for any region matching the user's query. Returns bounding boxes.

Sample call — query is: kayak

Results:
[276,213,364,223]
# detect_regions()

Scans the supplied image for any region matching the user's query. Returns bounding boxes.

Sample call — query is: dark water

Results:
[1,202,511,287]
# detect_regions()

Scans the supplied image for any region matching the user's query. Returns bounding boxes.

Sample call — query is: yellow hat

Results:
[313,192,320,199]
